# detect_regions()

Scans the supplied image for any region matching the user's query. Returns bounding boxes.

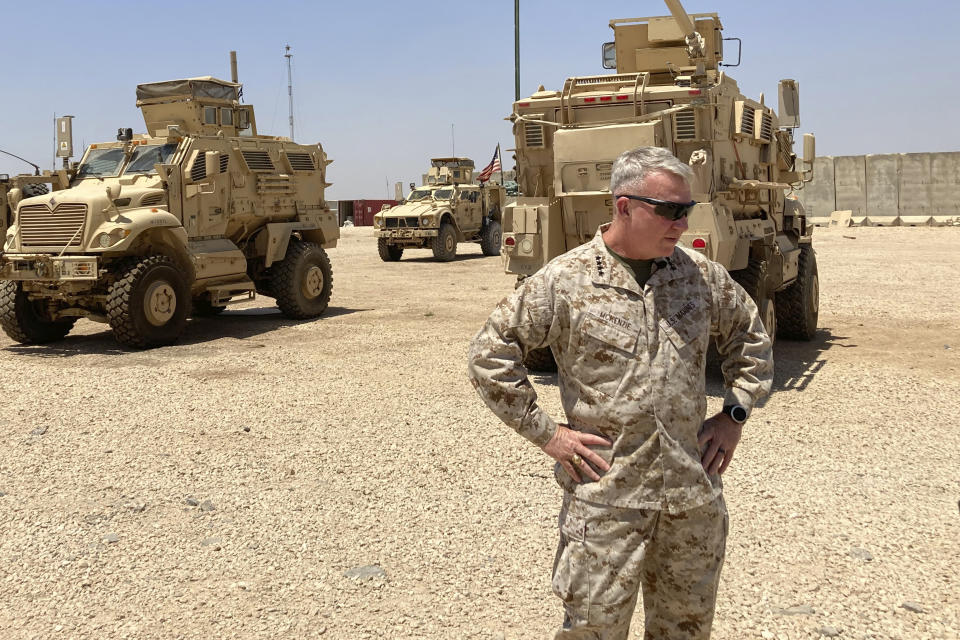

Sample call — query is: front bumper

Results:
[0,254,99,281]
[374,228,438,239]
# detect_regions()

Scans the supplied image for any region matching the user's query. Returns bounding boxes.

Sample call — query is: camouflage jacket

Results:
[467,225,773,513]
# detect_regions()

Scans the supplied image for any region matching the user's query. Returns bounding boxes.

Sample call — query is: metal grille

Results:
[286,152,315,171]
[241,150,275,172]
[190,155,206,181]
[19,203,87,248]
[524,123,544,148]
[219,153,229,173]
[574,75,637,86]
[384,217,421,228]
[739,108,755,137]
[140,192,164,206]
[759,112,774,142]
[674,111,697,140]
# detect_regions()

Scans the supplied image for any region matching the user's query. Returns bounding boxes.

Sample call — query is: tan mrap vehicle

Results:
[502,0,819,368]
[373,158,505,261]
[0,75,338,348]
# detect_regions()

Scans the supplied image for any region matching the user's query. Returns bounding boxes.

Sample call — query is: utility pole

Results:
[514,0,520,101]
[285,45,294,140]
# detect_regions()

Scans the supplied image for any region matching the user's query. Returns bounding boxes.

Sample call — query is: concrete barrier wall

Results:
[800,151,960,222]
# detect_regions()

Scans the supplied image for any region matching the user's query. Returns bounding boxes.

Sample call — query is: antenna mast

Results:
[285,45,294,140]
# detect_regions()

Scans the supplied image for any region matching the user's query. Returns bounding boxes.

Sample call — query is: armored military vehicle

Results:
[502,0,819,368]
[0,72,338,348]
[373,158,505,261]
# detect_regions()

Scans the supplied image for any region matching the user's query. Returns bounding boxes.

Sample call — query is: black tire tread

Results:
[523,346,557,373]
[776,244,818,340]
[0,281,75,344]
[432,222,457,262]
[270,241,333,319]
[377,238,403,262]
[480,220,502,256]
[106,255,189,349]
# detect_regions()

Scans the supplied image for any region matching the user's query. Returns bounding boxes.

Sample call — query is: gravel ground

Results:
[0,226,957,640]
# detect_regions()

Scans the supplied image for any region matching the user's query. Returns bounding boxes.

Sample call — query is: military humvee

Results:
[0,74,338,348]
[501,0,819,369]
[373,158,505,261]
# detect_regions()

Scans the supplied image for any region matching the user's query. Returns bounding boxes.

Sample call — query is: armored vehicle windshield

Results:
[76,148,126,178]
[433,188,454,200]
[407,188,435,201]
[124,143,178,174]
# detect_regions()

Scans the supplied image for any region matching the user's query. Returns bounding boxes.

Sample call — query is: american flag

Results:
[477,144,502,183]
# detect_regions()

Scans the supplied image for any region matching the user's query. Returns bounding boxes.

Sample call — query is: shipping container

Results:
[351,199,397,226]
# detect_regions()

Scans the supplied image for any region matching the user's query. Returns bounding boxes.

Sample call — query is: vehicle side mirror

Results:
[105,184,121,200]
[602,42,616,70]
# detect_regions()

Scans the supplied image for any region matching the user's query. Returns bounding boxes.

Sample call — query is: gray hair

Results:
[610,146,693,195]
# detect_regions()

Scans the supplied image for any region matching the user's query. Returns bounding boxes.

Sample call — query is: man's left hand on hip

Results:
[698,413,743,475]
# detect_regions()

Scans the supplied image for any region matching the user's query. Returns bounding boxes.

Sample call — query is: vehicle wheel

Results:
[480,220,502,256]
[271,241,333,319]
[192,298,227,317]
[776,244,819,340]
[731,258,776,337]
[377,238,403,262]
[523,346,557,372]
[0,281,75,344]
[107,256,190,348]
[20,183,49,199]
[432,222,457,262]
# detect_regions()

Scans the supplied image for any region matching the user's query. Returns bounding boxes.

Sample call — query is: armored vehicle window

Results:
[407,189,432,201]
[221,108,233,126]
[434,188,454,200]
[204,107,217,125]
[124,143,178,175]
[76,148,126,178]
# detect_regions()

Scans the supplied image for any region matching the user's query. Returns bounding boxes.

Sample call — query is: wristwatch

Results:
[722,404,748,424]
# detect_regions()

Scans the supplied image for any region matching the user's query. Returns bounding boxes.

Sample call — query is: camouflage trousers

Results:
[551,493,728,640]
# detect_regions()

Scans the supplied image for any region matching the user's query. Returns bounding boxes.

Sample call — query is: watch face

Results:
[730,405,748,423]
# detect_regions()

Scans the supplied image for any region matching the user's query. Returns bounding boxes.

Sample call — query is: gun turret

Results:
[663,0,705,60]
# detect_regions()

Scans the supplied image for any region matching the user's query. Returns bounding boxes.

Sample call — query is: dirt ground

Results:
[0,226,957,640]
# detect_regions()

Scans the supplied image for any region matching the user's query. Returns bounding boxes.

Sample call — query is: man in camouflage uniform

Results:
[467,146,773,639]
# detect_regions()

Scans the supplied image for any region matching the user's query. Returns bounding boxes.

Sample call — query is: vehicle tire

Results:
[192,298,227,317]
[271,241,333,319]
[731,258,777,337]
[377,238,403,262]
[523,346,557,373]
[432,222,457,262]
[107,256,190,349]
[480,220,502,256]
[20,183,49,199]
[775,244,819,340]
[0,281,75,344]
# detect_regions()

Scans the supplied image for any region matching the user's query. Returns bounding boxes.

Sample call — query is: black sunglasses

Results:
[615,194,697,221]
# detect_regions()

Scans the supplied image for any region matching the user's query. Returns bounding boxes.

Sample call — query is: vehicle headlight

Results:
[421,217,431,226]
[94,230,129,248]
[373,218,381,228]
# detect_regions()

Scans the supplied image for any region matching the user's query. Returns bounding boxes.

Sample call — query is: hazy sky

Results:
[1,0,957,200]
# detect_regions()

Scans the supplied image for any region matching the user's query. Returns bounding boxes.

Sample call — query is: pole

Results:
[514,0,520,101]
[497,143,504,185]
[285,45,294,140]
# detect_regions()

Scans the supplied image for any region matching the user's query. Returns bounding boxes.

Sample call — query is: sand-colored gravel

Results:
[0,226,957,639]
